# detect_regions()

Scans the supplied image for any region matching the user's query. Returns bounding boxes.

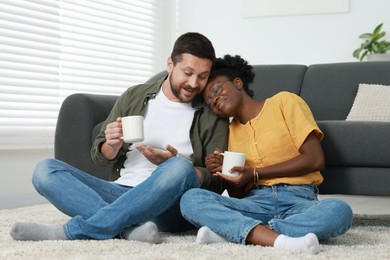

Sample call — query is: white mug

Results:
[221,151,246,177]
[121,115,144,143]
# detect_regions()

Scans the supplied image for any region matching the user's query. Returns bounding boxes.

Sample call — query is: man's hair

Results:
[170,32,216,64]
[209,54,255,97]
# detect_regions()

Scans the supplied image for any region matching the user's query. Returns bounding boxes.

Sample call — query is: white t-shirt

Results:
[115,88,195,187]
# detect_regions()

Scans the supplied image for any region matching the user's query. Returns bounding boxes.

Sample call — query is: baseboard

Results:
[0,192,48,209]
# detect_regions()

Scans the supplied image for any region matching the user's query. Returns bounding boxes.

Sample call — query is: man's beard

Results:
[169,74,180,100]
[168,72,200,103]
[169,74,189,102]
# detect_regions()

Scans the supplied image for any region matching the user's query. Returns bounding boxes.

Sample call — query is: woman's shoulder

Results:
[267,91,301,104]
[272,91,299,100]
[269,91,310,110]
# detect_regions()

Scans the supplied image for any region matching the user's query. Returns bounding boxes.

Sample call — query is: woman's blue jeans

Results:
[32,157,199,240]
[180,185,353,244]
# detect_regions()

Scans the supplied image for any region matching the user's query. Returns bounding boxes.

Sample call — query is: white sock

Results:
[120,221,161,244]
[274,233,320,254]
[196,226,228,244]
[10,222,67,241]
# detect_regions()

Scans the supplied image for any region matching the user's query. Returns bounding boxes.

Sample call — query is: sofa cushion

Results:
[300,62,390,120]
[251,65,307,100]
[317,120,390,167]
[346,83,390,121]
[319,166,390,196]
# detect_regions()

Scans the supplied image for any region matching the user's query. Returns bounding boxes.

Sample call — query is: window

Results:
[0,0,160,149]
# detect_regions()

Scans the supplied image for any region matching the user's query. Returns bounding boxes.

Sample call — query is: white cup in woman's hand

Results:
[221,151,246,177]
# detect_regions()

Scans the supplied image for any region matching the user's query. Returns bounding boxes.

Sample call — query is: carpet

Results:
[1,204,389,260]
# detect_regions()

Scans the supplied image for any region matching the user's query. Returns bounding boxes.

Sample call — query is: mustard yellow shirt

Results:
[228,91,324,188]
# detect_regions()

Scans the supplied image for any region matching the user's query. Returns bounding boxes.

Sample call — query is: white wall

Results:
[174,0,390,66]
[0,149,51,208]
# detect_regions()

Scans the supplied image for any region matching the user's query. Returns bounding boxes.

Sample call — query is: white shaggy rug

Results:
[1,204,389,260]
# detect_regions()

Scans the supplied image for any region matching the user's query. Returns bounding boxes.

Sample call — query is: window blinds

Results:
[0,0,159,150]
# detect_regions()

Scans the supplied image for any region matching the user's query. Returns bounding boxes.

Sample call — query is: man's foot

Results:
[120,221,161,244]
[10,222,67,241]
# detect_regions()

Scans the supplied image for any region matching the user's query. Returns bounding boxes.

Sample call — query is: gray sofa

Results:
[55,61,390,196]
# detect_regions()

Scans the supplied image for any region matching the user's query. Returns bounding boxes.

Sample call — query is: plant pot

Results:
[366,53,390,61]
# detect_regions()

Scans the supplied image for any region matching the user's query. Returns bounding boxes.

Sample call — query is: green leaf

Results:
[360,50,369,61]
[354,23,390,59]
[372,32,386,42]
[353,48,362,58]
[372,43,379,52]
[373,23,384,35]
[359,33,372,39]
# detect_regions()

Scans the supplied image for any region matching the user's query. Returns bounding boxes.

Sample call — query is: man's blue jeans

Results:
[180,185,353,244]
[32,157,199,240]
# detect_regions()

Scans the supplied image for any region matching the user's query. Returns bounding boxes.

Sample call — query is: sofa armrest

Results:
[54,93,118,180]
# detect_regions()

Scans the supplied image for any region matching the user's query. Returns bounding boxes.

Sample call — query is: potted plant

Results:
[353,23,390,61]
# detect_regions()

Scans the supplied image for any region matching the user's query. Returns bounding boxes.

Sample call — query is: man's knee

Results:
[162,156,196,180]
[168,156,194,171]
[32,158,62,191]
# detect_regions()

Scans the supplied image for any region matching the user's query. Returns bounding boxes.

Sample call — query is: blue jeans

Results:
[32,157,199,240]
[180,185,353,244]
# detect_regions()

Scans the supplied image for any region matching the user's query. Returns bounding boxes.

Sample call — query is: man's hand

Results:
[136,144,178,165]
[101,117,124,160]
[205,148,223,173]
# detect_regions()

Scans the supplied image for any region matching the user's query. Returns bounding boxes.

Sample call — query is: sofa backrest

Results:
[300,61,390,120]
[250,65,307,100]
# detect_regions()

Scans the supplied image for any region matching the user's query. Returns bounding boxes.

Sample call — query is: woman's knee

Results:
[180,188,212,214]
[321,198,353,237]
[325,198,353,221]
[334,199,353,225]
[180,188,201,215]
[181,188,202,205]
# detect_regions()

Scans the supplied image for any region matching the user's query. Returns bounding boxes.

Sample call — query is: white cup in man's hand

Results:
[221,151,246,177]
[121,115,144,143]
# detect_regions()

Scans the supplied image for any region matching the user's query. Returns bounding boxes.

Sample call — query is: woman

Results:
[180,55,353,254]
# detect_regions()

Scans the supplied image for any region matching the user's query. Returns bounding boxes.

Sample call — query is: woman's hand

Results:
[205,148,223,173]
[214,166,254,188]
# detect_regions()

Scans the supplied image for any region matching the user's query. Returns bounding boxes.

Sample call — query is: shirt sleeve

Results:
[280,92,323,150]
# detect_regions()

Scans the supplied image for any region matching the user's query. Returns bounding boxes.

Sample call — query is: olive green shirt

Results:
[91,77,229,194]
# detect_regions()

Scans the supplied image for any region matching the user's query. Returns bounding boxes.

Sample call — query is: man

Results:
[10,32,229,243]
